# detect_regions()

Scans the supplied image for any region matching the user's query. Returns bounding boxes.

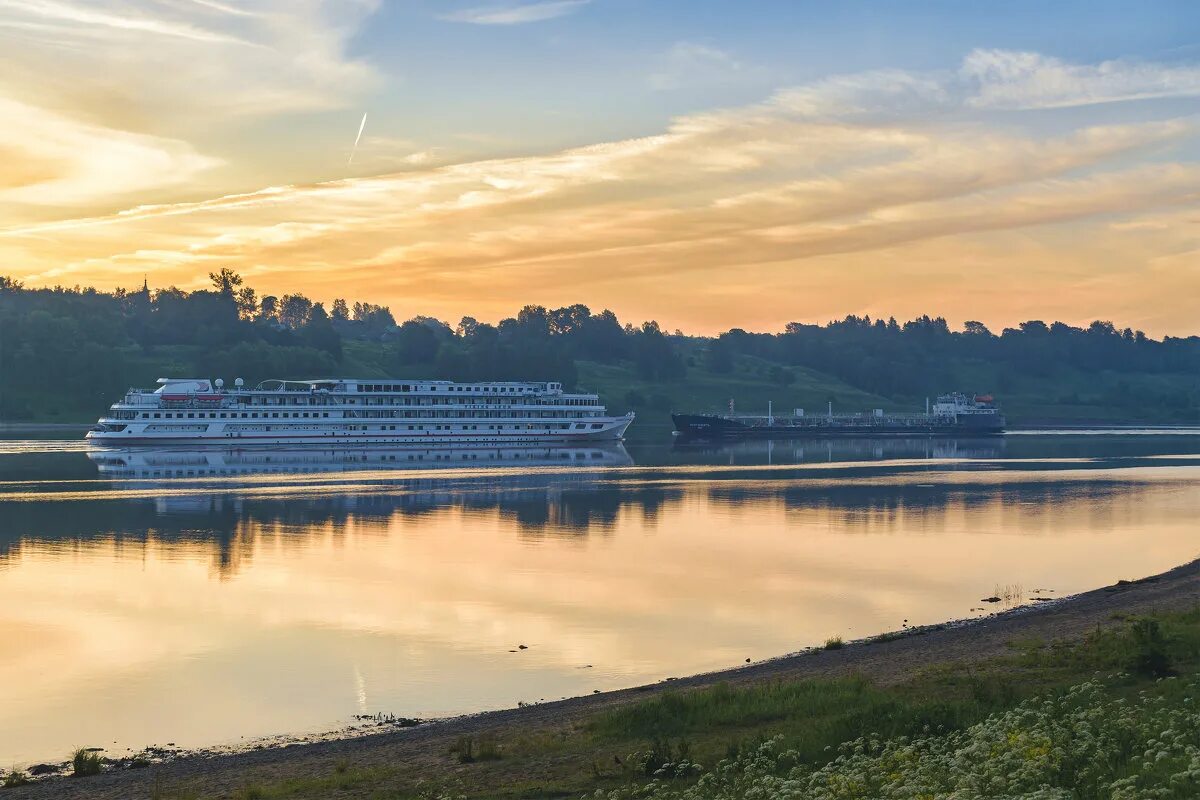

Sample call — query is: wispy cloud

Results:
[964,49,1200,109]
[441,0,589,25]
[0,0,247,43]
[0,0,379,119]
[650,42,748,91]
[0,95,219,206]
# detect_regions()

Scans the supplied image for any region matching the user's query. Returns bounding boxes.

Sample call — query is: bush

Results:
[72,748,103,777]
[3,770,31,788]
[450,733,502,764]
[1128,618,1174,678]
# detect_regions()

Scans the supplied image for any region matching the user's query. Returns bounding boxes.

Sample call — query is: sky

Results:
[1,0,1198,336]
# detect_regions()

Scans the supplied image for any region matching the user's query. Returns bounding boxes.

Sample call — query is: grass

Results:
[450,733,503,763]
[71,748,103,777]
[2,769,31,788]
[576,358,890,423]
[823,635,844,650]
[147,607,1200,800]
[223,766,395,800]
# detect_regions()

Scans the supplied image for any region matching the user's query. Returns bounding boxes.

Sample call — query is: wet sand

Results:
[12,557,1200,799]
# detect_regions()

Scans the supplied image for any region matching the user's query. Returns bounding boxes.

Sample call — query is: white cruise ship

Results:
[86,377,634,446]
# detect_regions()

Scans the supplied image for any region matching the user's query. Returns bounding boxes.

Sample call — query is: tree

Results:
[235,287,257,319]
[705,337,735,373]
[632,320,686,381]
[331,298,350,322]
[457,316,480,338]
[392,320,440,364]
[278,294,313,329]
[300,303,341,359]
[259,295,279,322]
[209,268,243,297]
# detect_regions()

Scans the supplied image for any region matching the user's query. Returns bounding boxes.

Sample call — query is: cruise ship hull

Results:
[86,416,634,447]
[672,413,1005,440]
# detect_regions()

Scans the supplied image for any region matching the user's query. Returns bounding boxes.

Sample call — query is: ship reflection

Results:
[670,436,1005,464]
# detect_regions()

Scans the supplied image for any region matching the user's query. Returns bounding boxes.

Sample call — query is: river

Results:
[1,429,1198,765]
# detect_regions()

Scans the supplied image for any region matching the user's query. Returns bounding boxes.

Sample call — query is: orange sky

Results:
[1,3,1198,335]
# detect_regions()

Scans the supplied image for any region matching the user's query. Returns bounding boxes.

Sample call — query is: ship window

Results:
[592,423,604,429]
[153,413,161,418]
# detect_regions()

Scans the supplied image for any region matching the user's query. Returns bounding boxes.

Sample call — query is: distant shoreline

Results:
[14,556,1200,799]
[0,422,89,431]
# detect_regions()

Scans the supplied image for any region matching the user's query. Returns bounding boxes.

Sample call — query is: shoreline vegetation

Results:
[2,272,1198,427]
[7,558,1200,799]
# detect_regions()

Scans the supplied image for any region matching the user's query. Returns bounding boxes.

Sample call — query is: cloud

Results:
[0,96,219,206]
[0,0,379,119]
[650,42,746,91]
[440,0,589,25]
[4,49,1199,334]
[964,49,1200,109]
[0,0,247,42]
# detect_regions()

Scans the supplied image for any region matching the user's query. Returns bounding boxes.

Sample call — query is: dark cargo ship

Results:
[672,393,1005,439]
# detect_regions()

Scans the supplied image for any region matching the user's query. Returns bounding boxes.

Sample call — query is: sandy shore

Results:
[12,557,1200,799]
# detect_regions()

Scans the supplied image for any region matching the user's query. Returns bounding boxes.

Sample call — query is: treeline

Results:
[1,271,1198,420]
[0,271,683,419]
[711,315,1200,401]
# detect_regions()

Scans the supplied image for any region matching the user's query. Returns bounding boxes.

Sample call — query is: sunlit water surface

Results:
[1,430,1199,765]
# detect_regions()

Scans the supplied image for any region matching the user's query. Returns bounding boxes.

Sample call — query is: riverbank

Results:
[8,557,1200,799]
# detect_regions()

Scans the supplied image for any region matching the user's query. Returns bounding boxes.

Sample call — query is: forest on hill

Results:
[1,270,1198,425]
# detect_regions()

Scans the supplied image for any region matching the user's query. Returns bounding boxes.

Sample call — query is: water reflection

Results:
[0,436,1198,765]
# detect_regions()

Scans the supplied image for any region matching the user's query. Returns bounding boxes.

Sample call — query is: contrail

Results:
[348,112,367,165]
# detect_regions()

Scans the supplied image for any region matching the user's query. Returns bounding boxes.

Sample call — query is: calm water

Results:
[2,430,1199,765]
